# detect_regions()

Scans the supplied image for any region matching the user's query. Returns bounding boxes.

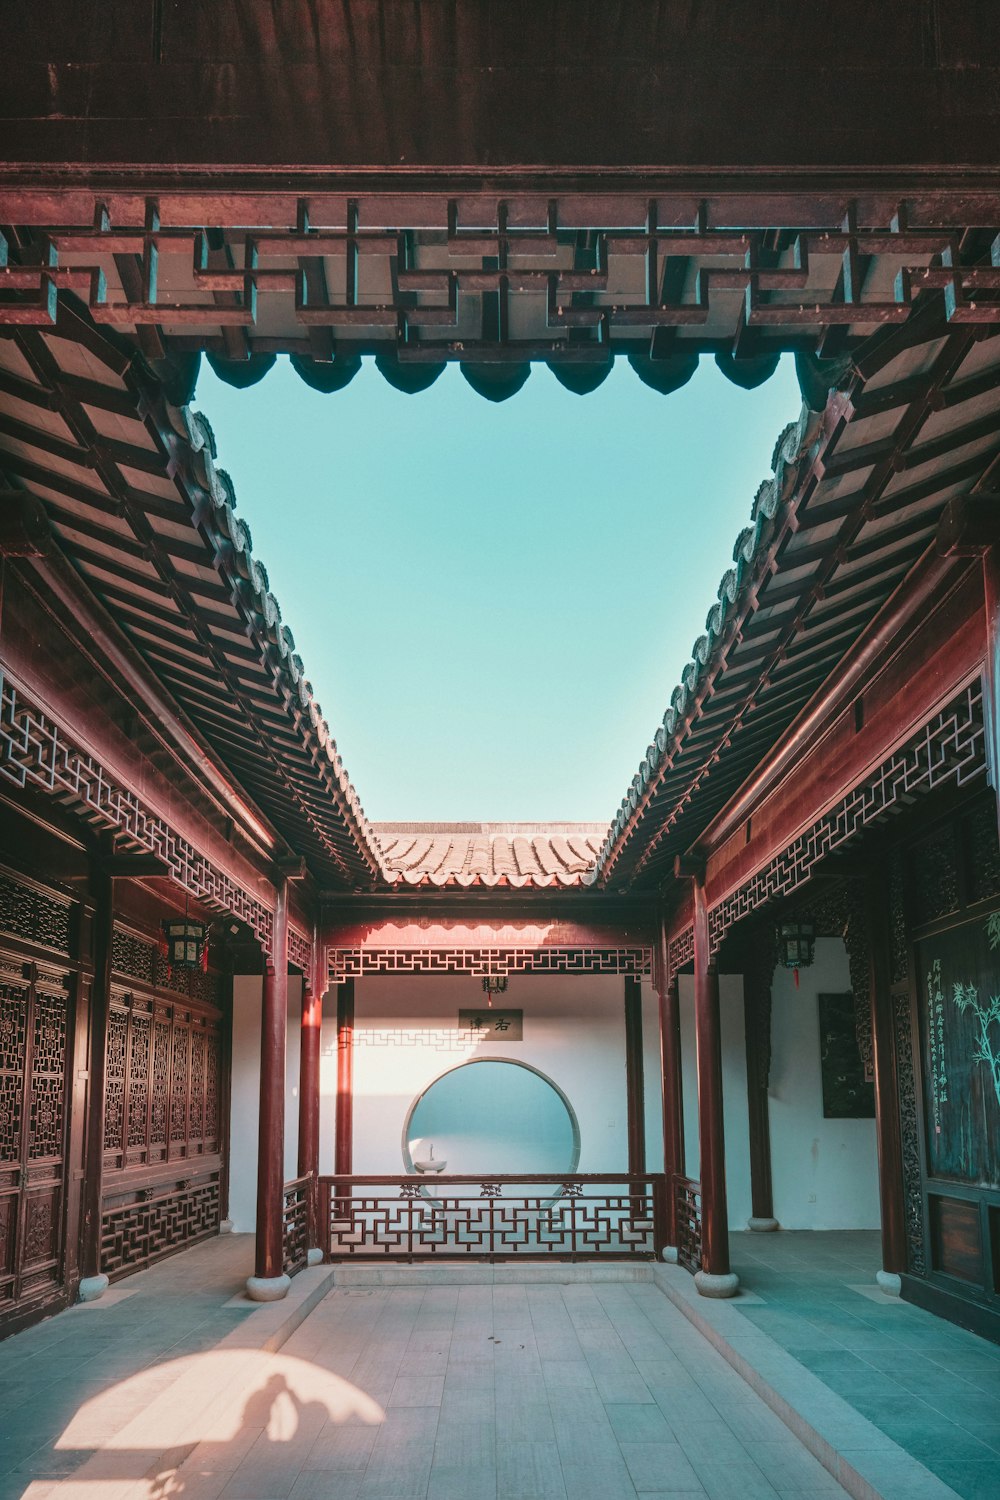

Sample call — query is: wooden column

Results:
[984,544,1000,831]
[297,930,322,1253]
[334,979,355,1178]
[79,864,112,1300]
[624,975,646,1176]
[744,935,779,1232]
[692,874,739,1295]
[656,921,684,1248]
[867,869,906,1289]
[249,879,289,1298]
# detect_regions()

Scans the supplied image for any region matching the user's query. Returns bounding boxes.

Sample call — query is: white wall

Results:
[678,973,752,1228]
[227,948,879,1234]
[768,938,880,1229]
[347,974,662,1178]
[676,950,880,1232]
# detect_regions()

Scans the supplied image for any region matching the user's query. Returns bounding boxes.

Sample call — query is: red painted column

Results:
[624,975,646,1177]
[79,863,113,1301]
[334,979,355,1178]
[248,879,289,1299]
[297,928,322,1255]
[657,919,685,1249]
[693,876,738,1295]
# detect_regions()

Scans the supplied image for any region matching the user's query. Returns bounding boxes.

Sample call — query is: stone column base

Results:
[78,1273,109,1303]
[747,1216,780,1232]
[661,1246,679,1264]
[218,1218,234,1234]
[306,1248,324,1267]
[694,1269,740,1299]
[876,1269,902,1296]
[246,1273,291,1302]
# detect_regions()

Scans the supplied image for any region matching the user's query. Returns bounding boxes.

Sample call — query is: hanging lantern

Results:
[481,974,508,1007]
[777,920,815,987]
[163,919,208,970]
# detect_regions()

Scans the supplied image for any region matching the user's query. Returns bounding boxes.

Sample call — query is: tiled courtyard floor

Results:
[0,1241,849,1500]
[729,1230,1000,1500]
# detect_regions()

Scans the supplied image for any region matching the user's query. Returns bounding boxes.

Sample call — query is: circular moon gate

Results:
[403,1058,580,1178]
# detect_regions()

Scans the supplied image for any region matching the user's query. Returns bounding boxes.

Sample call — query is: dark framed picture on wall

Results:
[818,992,876,1119]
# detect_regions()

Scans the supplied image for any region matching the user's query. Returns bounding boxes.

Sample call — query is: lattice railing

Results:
[674,1175,703,1275]
[319,1174,667,1261]
[281,1173,312,1277]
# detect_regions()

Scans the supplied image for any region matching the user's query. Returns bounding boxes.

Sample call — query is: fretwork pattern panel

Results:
[6,200,1000,356]
[0,671,274,955]
[103,989,222,1173]
[322,1176,660,1260]
[708,683,986,953]
[282,1177,311,1276]
[328,946,652,981]
[100,1175,220,1278]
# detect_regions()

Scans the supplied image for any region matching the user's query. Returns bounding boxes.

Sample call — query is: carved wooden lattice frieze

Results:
[288,927,313,976]
[667,927,694,981]
[0,871,71,956]
[0,672,274,955]
[8,200,1000,352]
[112,924,223,1006]
[327,946,653,982]
[708,683,985,953]
[100,1174,221,1277]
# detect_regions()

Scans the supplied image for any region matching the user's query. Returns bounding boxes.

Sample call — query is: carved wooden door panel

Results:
[0,951,72,1312]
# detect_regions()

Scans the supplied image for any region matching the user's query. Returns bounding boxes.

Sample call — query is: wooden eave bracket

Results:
[673,854,705,884]
[936,493,1000,557]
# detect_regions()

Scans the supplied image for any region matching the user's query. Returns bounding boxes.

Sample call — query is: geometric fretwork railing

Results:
[318,1174,667,1261]
[673,1175,703,1275]
[281,1173,312,1277]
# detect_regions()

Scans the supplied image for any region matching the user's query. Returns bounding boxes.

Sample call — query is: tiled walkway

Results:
[729,1231,1000,1500]
[166,1278,844,1499]
[0,1246,849,1500]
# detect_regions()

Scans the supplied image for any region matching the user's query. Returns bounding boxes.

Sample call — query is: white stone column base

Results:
[246,1273,291,1303]
[694,1269,740,1299]
[306,1248,324,1267]
[747,1216,780,1232]
[661,1246,679,1263]
[218,1219,234,1234]
[876,1269,902,1296]
[78,1273,109,1303]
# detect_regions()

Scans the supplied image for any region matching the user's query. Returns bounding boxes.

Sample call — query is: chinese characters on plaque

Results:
[459,1008,523,1040]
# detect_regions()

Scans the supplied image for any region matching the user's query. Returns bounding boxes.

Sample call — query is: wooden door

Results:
[0,950,73,1315]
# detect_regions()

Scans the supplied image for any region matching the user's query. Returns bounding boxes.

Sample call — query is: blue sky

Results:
[196,355,801,824]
